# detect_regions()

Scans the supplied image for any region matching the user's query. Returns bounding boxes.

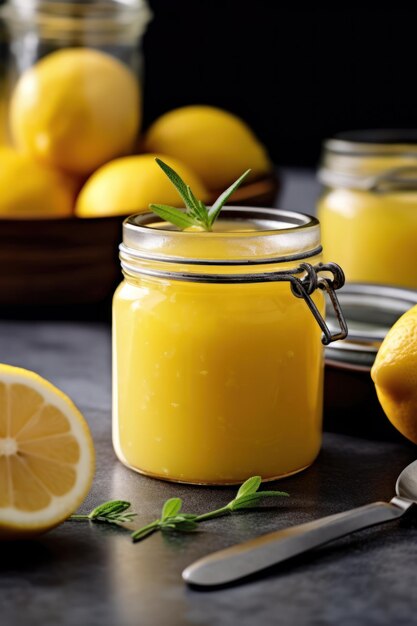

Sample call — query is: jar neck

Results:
[2,0,152,44]
[120,207,322,279]
[319,131,417,191]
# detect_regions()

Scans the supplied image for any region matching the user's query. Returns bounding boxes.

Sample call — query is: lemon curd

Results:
[113,208,338,484]
[318,131,417,289]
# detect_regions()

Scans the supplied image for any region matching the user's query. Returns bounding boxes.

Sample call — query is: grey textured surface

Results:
[278,167,321,215]
[2,170,417,626]
[2,321,417,626]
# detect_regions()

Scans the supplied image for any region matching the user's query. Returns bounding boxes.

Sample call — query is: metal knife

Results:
[182,498,411,587]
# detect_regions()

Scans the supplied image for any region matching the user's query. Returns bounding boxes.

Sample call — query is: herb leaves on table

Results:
[70,476,289,544]
[70,500,137,524]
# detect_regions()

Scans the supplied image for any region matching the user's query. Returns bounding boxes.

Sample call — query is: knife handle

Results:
[183,498,412,587]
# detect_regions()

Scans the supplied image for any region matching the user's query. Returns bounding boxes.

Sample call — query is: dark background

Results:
[1,3,416,168]
[143,4,417,166]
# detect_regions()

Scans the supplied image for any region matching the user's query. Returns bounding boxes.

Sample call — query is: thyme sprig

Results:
[70,477,289,545]
[131,476,288,543]
[70,500,137,525]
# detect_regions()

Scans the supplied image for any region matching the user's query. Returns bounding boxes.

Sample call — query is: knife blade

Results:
[182,501,406,587]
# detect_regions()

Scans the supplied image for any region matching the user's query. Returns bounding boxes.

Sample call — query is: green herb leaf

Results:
[195,478,289,522]
[236,476,262,499]
[162,519,199,532]
[87,500,131,520]
[186,185,209,227]
[154,158,195,211]
[230,491,289,511]
[208,169,251,226]
[149,204,196,229]
[160,513,199,533]
[161,497,182,521]
[132,527,157,542]
[150,159,251,231]
[69,477,289,546]
[131,521,160,543]
[70,500,137,525]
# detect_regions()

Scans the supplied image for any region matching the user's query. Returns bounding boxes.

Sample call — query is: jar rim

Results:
[319,129,417,190]
[124,206,319,239]
[5,0,149,15]
[121,206,322,269]
[2,0,152,36]
[324,129,417,156]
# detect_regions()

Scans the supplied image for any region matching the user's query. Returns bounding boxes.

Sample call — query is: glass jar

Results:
[0,0,151,146]
[318,130,417,289]
[112,207,347,484]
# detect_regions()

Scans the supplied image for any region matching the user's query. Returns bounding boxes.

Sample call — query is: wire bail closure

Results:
[121,251,347,346]
[289,262,348,345]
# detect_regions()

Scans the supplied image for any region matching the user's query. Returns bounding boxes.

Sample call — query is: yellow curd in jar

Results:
[318,188,417,288]
[112,208,329,484]
[318,131,417,289]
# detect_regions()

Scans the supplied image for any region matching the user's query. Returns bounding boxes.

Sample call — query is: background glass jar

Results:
[112,207,346,485]
[318,130,417,289]
[0,0,151,145]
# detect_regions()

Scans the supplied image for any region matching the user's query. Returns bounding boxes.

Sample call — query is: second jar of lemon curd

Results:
[113,207,347,485]
[318,130,417,289]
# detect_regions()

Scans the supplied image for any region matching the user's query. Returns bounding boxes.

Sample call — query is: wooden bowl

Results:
[208,172,279,207]
[0,172,279,308]
[0,216,123,307]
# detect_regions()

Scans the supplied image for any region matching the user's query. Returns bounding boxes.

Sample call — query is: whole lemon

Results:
[10,48,140,176]
[0,148,75,218]
[75,154,208,218]
[371,304,417,443]
[143,105,271,190]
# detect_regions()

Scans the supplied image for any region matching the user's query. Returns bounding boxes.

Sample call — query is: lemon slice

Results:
[0,365,95,539]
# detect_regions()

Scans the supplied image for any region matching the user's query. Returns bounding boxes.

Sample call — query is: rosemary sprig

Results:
[150,158,250,231]
[131,476,288,542]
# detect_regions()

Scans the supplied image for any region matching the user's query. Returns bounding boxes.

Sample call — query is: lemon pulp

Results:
[0,365,94,538]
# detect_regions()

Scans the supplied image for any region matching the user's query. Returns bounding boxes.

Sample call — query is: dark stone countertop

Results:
[1,319,417,626]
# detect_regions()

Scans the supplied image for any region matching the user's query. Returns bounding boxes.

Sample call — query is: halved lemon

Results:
[0,365,95,539]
